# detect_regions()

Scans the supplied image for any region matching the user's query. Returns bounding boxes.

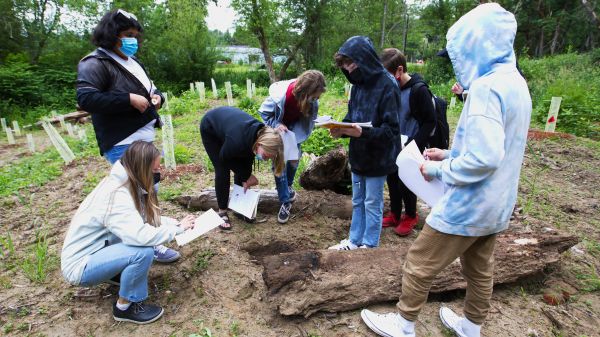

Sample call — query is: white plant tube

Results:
[12,121,21,137]
[211,78,218,98]
[6,128,15,145]
[199,82,206,103]
[41,121,75,163]
[225,81,234,106]
[161,114,176,170]
[26,134,35,153]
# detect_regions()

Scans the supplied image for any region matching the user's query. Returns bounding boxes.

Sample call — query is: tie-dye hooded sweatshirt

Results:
[426,3,532,236]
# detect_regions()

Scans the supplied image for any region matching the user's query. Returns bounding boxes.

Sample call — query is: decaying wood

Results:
[176,189,353,219]
[35,111,90,126]
[256,231,578,317]
[299,147,351,194]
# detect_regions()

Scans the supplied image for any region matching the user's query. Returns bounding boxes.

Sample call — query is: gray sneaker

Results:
[153,245,180,263]
[277,202,292,224]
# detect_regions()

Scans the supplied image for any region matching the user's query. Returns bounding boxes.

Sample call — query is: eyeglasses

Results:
[117,9,138,22]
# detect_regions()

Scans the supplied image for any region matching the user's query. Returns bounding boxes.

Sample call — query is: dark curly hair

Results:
[92,10,143,50]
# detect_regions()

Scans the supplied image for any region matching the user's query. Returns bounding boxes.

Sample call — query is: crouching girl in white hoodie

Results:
[61,141,195,324]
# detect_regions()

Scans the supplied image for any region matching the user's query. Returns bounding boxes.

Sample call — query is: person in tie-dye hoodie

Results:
[361,3,532,337]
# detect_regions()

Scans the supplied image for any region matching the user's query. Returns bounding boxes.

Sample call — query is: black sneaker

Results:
[233,212,256,223]
[288,187,297,203]
[277,202,292,224]
[113,301,164,324]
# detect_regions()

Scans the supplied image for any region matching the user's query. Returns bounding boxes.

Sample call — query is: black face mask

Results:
[343,67,364,85]
[153,172,161,184]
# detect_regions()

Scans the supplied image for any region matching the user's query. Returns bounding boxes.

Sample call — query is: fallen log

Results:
[176,189,353,219]
[299,147,351,194]
[256,230,578,317]
[35,111,90,126]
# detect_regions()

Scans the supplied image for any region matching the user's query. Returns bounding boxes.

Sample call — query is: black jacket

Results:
[76,49,164,155]
[403,74,436,151]
[338,36,401,176]
[200,107,264,183]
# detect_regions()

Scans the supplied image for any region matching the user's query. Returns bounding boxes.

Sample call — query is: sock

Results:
[461,318,481,337]
[398,314,415,333]
[116,301,131,311]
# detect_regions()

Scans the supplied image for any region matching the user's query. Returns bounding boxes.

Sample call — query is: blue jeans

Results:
[274,144,301,204]
[79,243,154,302]
[104,144,130,164]
[349,173,386,248]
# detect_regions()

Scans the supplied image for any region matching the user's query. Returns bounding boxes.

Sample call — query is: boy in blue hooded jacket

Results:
[328,36,401,250]
[361,4,532,337]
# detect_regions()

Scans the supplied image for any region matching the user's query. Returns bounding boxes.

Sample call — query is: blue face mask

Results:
[119,37,138,57]
[255,153,265,161]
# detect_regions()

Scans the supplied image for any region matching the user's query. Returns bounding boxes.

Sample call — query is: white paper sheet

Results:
[175,208,224,246]
[280,130,299,162]
[396,141,445,207]
[228,184,260,219]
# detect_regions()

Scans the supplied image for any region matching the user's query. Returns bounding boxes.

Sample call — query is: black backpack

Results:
[409,81,450,150]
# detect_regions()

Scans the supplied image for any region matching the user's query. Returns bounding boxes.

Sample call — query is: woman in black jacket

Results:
[76,9,179,263]
[200,107,285,230]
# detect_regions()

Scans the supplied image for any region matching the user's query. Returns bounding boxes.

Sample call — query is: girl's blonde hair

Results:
[292,70,326,117]
[254,127,285,177]
[120,141,161,226]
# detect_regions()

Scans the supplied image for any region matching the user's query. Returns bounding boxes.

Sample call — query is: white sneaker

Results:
[439,307,480,337]
[328,239,359,250]
[361,309,415,337]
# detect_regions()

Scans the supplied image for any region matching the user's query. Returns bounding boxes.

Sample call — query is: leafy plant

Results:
[21,231,56,283]
[193,249,215,274]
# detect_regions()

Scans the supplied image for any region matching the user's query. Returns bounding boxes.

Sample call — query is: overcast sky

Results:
[206,0,236,32]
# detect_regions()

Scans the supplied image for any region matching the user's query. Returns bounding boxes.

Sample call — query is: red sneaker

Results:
[394,214,418,236]
[382,211,400,228]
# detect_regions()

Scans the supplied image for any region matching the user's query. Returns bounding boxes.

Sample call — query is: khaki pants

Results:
[397,224,496,325]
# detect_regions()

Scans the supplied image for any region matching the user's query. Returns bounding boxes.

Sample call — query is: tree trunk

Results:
[298,147,351,194]
[380,0,388,49]
[550,19,560,55]
[581,0,600,30]
[176,189,353,219]
[256,231,578,317]
[250,0,277,83]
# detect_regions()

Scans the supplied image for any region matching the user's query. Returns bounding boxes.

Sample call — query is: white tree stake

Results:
[211,78,218,98]
[161,114,176,170]
[449,96,456,110]
[58,115,66,130]
[0,118,6,132]
[246,79,252,98]
[12,121,21,137]
[42,121,75,163]
[66,123,76,137]
[26,134,35,153]
[190,82,194,92]
[164,92,170,110]
[252,83,256,97]
[545,97,562,133]
[225,81,233,106]
[6,128,15,145]
[199,82,206,103]
[78,129,87,143]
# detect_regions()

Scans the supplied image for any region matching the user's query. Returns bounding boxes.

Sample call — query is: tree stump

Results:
[299,147,351,194]
[176,189,353,219]
[255,230,578,317]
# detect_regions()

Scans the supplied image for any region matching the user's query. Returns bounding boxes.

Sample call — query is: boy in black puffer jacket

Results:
[328,36,401,250]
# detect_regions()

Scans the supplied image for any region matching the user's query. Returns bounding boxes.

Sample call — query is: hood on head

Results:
[337,36,386,85]
[446,3,517,90]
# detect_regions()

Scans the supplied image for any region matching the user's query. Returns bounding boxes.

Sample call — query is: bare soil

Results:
[0,125,599,337]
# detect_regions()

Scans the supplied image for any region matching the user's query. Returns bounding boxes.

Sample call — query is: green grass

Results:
[21,231,57,283]
[193,249,215,274]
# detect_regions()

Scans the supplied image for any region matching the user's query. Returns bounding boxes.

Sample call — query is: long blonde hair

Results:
[120,141,161,226]
[292,70,326,117]
[254,127,285,177]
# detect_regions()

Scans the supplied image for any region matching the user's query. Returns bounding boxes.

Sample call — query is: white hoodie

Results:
[426,3,532,236]
[61,161,182,285]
